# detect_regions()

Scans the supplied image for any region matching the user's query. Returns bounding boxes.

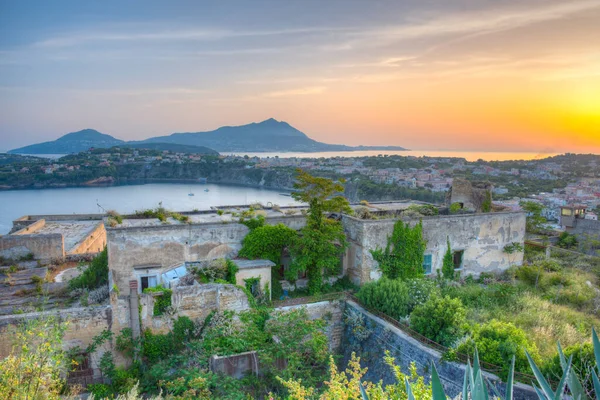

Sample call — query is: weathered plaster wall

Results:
[235,265,272,300]
[107,223,249,294]
[342,301,536,399]
[69,223,106,255]
[343,211,526,283]
[0,233,65,261]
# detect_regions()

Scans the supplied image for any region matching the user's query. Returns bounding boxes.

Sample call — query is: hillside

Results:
[9,119,407,154]
[121,142,218,155]
[139,118,407,152]
[8,129,124,154]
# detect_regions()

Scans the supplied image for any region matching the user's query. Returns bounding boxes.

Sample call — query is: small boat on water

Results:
[204,188,210,192]
[188,187,194,196]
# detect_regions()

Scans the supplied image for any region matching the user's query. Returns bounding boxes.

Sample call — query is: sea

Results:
[0,183,299,235]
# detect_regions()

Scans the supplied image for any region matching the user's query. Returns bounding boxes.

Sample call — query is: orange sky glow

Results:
[0,0,599,153]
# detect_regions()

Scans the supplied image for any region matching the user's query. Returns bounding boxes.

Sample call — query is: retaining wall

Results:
[342,301,537,400]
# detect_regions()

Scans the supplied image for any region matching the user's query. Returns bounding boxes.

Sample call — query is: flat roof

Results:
[35,221,101,252]
[111,201,440,228]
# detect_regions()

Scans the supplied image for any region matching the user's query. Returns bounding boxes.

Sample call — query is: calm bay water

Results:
[0,183,299,234]
[228,150,558,162]
[23,150,559,162]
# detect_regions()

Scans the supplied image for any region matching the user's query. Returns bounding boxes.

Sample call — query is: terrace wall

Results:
[342,301,537,400]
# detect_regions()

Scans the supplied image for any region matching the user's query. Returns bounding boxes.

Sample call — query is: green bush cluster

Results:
[238,223,297,265]
[357,278,410,320]
[357,277,465,346]
[456,320,540,378]
[68,247,108,290]
[410,294,466,347]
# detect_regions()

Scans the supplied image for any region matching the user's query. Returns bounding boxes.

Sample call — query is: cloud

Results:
[263,86,327,98]
[355,0,600,43]
[32,27,347,48]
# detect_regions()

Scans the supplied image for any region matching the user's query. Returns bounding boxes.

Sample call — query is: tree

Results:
[442,237,454,280]
[520,201,546,232]
[289,169,351,294]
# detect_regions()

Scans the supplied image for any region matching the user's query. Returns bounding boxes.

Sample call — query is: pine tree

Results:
[442,237,454,280]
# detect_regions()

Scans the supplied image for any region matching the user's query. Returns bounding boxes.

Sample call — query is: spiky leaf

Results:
[431,362,447,400]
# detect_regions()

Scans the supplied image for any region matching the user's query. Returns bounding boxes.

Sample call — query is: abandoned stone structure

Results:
[446,178,494,213]
[0,186,526,387]
[1,214,106,262]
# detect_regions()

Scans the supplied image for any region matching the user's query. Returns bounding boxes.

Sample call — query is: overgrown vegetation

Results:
[238,223,297,265]
[69,247,108,290]
[143,285,173,316]
[371,219,426,280]
[134,203,190,223]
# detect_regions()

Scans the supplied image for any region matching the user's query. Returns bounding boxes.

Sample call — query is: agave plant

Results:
[360,328,600,400]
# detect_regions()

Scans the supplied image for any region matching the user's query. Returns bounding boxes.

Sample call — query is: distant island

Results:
[8,118,407,154]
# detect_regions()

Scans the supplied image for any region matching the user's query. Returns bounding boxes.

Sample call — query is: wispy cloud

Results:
[33,27,347,48]
[263,86,327,98]
[353,0,599,44]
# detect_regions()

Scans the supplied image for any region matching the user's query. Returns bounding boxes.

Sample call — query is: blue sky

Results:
[1,0,599,152]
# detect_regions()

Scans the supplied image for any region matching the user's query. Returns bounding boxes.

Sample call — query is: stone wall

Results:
[568,218,600,237]
[0,306,113,379]
[11,219,46,235]
[70,222,106,255]
[342,301,536,399]
[343,211,526,284]
[139,283,251,333]
[276,300,345,353]
[0,233,65,261]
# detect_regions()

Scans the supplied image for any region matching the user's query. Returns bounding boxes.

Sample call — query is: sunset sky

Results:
[1,0,599,153]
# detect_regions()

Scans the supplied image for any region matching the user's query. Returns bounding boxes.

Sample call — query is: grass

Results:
[442,248,600,361]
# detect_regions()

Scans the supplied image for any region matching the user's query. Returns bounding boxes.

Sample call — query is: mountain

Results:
[8,129,124,154]
[138,118,407,152]
[9,119,407,154]
[121,142,218,155]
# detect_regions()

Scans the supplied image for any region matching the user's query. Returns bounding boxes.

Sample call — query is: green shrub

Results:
[240,214,265,230]
[515,264,543,286]
[356,278,410,320]
[68,247,108,290]
[442,238,454,280]
[406,278,439,313]
[410,295,466,346]
[225,259,238,284]
[456,320,539,378]
[143,285,172,316]
[87,383,112,398]
[449,202,462,214]
[238,223,297,265]
[142,329,175,364]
